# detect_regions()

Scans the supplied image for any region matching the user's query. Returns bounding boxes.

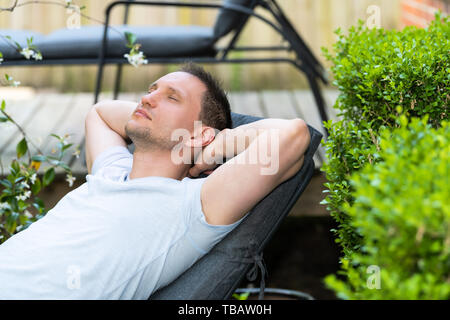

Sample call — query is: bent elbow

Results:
[291,118,310,146]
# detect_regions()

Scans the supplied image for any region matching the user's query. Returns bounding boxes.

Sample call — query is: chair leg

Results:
[305,72,329,138]
[94,61,105,104]
[113,64,123,100]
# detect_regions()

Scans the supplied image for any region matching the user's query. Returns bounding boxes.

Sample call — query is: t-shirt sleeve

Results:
[91,145,133,176]
[182,177,246,255]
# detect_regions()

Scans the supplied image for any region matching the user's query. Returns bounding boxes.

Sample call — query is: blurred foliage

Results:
[325,117,450,299]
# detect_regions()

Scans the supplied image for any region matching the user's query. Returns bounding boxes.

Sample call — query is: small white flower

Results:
[33,51,42,61]
[21,181,30,189]
[124,51,148,68]
[20,47,34,60]
[24,210,33,218]
[66,174,76,187]
[0,202,9,210]
[16,192,30,201]
[30,173,37,184]
[0,57,3,64]
[12,81,20,87]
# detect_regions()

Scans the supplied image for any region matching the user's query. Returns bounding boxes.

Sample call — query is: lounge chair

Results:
[149,111,322,300]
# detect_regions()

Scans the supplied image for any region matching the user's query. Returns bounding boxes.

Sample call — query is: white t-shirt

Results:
[0,146,243,299]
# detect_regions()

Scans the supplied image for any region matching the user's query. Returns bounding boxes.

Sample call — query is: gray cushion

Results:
[149,111,322,299]
[213,0,257,38]
[0,25,217,60]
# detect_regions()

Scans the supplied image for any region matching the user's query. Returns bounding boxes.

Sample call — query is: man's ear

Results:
[184,126,217,148]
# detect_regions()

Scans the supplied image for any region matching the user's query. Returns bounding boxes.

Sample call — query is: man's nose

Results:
[141,92,157,108]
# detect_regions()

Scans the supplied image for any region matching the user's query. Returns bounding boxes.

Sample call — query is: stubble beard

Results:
[125,123,179,152]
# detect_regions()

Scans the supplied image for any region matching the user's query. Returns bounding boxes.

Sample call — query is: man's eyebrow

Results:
[148,82,184,99]
[167,86,184,98]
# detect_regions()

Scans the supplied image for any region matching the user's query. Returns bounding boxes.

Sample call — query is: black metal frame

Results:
[1,0,329,133]
[93,0,329,130]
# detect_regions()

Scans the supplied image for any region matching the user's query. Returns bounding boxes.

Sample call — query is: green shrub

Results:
[322,13,449,128]
[324,117,450,299]
[321,13,449,257]
[321,119,380,257]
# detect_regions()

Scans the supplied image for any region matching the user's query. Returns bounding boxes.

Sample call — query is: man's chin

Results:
[125,123,150,141]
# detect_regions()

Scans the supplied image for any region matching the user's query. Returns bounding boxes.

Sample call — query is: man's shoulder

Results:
[90,145,133,176]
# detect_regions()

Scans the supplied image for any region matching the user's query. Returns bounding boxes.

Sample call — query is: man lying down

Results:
[0,63,310,299]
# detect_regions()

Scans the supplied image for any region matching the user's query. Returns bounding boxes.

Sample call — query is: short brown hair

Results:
[179,62,232,131]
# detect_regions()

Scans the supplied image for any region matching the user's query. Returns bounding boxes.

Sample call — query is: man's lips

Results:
[134,108,151,120]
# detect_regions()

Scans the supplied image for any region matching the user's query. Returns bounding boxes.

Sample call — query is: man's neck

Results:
[128,149,191,181]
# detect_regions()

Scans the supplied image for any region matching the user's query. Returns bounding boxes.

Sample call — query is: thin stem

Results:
[0,0,19,11]
[0,109,44,157]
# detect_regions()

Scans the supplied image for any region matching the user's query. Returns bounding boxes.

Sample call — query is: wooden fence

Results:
[0,0,400,92]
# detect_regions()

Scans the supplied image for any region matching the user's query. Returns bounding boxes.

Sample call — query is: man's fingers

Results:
[189,165,216,177]
[189,165,203,178]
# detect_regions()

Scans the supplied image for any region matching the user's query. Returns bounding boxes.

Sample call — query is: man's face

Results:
[125,71,206,151]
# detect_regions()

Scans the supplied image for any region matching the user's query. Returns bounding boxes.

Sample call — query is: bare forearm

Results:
[218,118,307,159]
[93,100,138,141]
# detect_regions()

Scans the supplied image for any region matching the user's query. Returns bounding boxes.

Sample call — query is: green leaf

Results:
[6,212,19,233]
[16,138,28,159]
[0,116,8,122]
[50,133,61,140]
[31,155,47,162]
[58,162,71,172]
[124,31,137,46]
[61,143,73,152]
[1,100,5,111]
[31,177,41,195]
[10,160,20,174]
[13,41,22,50]
[14,176,25,184]
[0,179,12,189]
[43,168,55,187]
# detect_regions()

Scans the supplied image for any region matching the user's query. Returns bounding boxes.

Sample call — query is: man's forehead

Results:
[154,71,205,90]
